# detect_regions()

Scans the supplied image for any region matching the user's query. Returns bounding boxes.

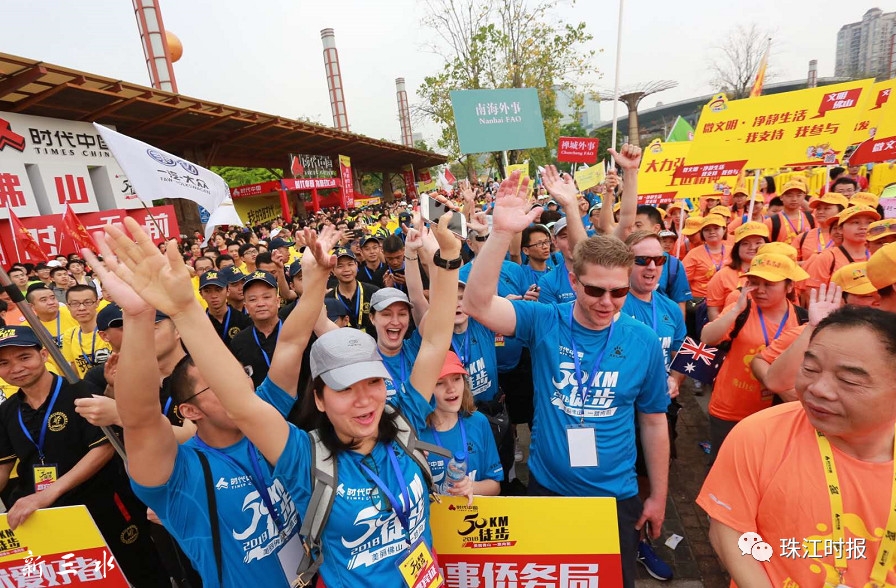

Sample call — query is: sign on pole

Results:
[848,80,896,164]
[682,79,876,180]
[432,496,622,587]
[557,137,599,163]
[450,88,547,154]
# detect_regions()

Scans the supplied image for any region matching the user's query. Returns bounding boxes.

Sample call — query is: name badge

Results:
[398,541,443,588]
[494,334,505,347]
[34,464,58,493]
[567,427,599,468]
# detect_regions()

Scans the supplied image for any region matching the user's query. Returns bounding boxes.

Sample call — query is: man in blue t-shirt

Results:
[463,149,671,588]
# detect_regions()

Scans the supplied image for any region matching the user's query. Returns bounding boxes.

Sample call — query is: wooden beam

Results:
[0,65,47,96]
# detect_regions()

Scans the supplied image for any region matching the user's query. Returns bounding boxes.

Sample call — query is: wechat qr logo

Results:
[738,531,773,562]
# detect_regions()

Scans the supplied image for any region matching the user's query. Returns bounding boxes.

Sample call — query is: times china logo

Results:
[0,118,25,152]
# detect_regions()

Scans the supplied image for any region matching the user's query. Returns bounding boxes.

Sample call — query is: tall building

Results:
[835,8,896,80]
[554,86,601,133]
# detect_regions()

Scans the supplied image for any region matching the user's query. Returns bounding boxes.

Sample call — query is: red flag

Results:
[7,208,47,262]
[59,204,96,255]
[444,168,457,185]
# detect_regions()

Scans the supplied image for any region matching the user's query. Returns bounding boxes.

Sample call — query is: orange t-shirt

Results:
[758,324,806,365]
[698,402,896,588]
[709,302,801,422]
[805,246,868,292]
[765,211,814,243]
[683,245,730,298]
[705,266,745,309]
[673,237,695,260]
[3,305,26,327]
[792,227,835,265]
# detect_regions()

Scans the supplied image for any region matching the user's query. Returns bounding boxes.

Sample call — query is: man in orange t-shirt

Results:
[699,307,896,588]
[764,179,815,243]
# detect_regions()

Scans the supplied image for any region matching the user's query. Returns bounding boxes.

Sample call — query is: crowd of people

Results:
[1,146,895,587]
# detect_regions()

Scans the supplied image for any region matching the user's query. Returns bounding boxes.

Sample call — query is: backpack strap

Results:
[295,430,337,587]
[771,214,782,242]
[797,230,810,262]
[807,213,816,229]
[197,451,223,587]
[794,304,809,325]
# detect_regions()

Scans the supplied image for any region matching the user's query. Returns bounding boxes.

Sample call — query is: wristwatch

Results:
[474,233,489,242]
[432,249,463,270]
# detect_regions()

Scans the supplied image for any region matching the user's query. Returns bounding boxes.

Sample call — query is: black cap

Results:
[243,270,277,290]
[97,304,124,330]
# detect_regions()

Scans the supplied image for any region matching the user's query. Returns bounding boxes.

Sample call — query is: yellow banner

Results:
[638,139,689,204]
[353,197,382,208]
[850,81,896,165]
[432,496,622,586]
[573,165,606,191]
[685,79,876,173]
[416,180,437,193]
[505,163,529,180]
[233,194,279,226]
[0,506,129,585]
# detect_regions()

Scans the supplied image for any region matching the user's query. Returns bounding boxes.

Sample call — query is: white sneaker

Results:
[514,439,524,462]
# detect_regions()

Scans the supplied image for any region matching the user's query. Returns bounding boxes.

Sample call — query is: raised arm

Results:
[82,245,178,488]
[611,144,642,239]
[268,226,340,397]
[408,213,462,403]
[542,165,587,253]
[96,218,290,466]
[403,212,435,327]
[598,173,619,234]
[461,173,542,337]
[701,286,753,345]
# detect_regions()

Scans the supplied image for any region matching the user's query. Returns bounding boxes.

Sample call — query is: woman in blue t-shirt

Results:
[420,351,503,497]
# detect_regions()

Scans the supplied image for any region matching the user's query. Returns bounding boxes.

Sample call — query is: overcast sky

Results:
[3,0,879,151]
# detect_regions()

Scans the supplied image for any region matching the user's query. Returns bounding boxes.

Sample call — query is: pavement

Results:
[513,378,730,588]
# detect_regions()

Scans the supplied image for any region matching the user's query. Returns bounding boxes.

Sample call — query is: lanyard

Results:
[362,263,382,283]
[54,314,61,348]
[358,445,412,540]
[704,245,725,272]
[431,417,468,455]
[817,229,834,254]
[77,327,98,367]
[756,305,790,347]
[568,307,615,424]
[18,377,63,464]
[252,321,281,368]
[649,294,658,332]
[815,428,896,586]
[379,348,408,386]
[193,437,287,537]
[336,283,364,324]
[162,396,173,417]
[783,211,803,237]
[451,329,471,367]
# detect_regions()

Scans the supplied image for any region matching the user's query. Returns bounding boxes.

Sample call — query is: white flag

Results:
[93,124,229,212]
[204,198,245,240]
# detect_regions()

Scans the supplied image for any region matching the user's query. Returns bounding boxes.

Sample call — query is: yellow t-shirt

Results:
[61,326,113,379]
[191,276,209,309]
[41,309,80,374]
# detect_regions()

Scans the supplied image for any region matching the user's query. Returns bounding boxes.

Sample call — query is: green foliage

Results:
[416,0,599,176]
[212,167,281,188]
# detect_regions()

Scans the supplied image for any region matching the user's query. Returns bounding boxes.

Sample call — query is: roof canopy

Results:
[0,53,446,172]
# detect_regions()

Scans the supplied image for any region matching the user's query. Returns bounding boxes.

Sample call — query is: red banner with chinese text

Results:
[557,136,599,163]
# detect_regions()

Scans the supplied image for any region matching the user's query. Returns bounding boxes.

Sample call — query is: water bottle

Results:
[442,451,468,494]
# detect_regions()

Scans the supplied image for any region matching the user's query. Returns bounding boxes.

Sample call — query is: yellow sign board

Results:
[685,79,876,175]
[431,496,621,586]
[573,165,606,191]
[233,194,279,226]
[850,81,896,164]
[0,505,129,585]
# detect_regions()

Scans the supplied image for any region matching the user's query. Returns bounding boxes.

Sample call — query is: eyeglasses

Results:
[181,386,210,404]
[68,300,97,309]
[360,454,391,512]
[633,255,668,267]
[578,282,630,298]
[524,240,551,248]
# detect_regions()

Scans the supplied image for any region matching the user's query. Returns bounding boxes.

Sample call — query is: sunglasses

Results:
[579,282,630,298]
[633,255,667,266]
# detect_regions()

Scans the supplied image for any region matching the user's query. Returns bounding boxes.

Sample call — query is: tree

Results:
[709,24,773,99]
[212,166,281,188]
[415,0,598,177]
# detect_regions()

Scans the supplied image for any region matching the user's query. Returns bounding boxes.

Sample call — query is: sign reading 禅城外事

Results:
[450,89,547,155]
[557,137,599,163]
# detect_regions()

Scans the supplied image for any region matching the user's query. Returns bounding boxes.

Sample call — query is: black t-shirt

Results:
[278,301,316,399]
[0,375,117,504]
[324,281,380,336]
[207,305,253,346]
[357,262,388,288]
[229,322,281,388]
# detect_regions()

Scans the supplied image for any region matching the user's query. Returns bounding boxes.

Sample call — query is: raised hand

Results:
[94,218,198,319]
[432,211,463,259]
[808,283,843,327]
[542,165,580,209]
[468,210,489,235]
[82,243,154,317]
[492,171,542,235]
[609,143,642,170]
